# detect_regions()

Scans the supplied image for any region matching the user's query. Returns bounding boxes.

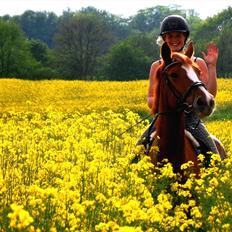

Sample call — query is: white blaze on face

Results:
[181,64,199,82]
[181,62,215,115]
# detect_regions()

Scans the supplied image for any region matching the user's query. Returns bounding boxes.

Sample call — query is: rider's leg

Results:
[185,113,219,154]
[210,134,227,159]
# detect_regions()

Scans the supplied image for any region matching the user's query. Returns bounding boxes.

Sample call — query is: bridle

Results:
[120,60,207,150]
[162,61,206,109]
[140,61,207,154]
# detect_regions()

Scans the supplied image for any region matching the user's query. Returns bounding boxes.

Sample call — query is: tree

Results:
[79,6,131,40]
[28,39,49,65]
[129,5,187,33]
[192,7,232,75]
[15,10,59,47]
[0,19,57,79]
[216,25,232,76]
[53,13,113,79]
[126,33,158,59]
[105,41,150,81]
[0,19,33,77]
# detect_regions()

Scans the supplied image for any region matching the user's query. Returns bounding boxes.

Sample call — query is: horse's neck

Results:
[155,82,186,166]
[156,111,185,149]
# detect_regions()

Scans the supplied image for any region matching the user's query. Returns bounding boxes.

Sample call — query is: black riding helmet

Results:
[160,15,190,39]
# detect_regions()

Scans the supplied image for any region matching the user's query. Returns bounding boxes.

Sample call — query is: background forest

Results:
[0,5,232,80]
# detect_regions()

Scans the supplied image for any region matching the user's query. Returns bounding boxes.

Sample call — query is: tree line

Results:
[0,5,232,80]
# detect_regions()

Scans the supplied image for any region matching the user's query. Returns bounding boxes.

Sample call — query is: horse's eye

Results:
[170,73,178,79]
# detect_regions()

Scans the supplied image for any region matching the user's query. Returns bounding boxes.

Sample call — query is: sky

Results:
[0,0,231,19]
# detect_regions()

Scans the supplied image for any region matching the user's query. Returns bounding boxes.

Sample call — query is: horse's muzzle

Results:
[193,95,215,116]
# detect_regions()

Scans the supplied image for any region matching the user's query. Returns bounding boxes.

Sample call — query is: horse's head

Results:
[160,42,215,116]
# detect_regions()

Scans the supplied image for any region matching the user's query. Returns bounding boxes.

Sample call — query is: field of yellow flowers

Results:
[0,78,232,231]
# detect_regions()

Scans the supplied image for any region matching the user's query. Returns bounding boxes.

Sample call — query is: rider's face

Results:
[163,32,187,52]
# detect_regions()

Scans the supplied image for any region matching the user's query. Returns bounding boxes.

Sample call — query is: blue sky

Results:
[0,0,231,19]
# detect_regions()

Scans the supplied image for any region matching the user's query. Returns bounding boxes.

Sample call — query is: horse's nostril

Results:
[195,96,215,116]
[197,98,205,107]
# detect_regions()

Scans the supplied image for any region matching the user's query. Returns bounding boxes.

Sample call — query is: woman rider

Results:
[141,15,226,158]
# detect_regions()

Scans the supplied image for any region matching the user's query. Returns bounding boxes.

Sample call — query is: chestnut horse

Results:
[148,42,215,174]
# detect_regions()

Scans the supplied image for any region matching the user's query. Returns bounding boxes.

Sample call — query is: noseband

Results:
[162,61,206,107]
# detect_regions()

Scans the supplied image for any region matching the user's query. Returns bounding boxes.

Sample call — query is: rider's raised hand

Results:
[201,43,218,66]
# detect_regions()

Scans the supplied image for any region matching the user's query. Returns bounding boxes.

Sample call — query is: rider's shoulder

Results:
[192,56,205,64]
[192,56,207,69]
[151,59,162,68]
[149,59,162,77]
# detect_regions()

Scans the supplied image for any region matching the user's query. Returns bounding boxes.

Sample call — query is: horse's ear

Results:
[185,42,194,58]
[161,42,172,65]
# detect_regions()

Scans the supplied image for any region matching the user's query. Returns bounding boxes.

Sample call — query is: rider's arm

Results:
[147,61,160,114]
[201,43,218,97]
[196,57,217,98]
[206,63,217,97]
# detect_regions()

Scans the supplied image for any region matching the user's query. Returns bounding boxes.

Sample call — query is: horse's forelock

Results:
[171,52,201,76]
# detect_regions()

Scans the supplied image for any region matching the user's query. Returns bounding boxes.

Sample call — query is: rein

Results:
[143,61,206,154]
[120,61,205,148]
[119,114,151,136]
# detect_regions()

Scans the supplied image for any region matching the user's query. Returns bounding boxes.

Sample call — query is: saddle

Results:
[136,126,213,166]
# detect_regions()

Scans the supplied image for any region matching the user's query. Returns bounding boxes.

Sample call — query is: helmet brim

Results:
[160,30,188,35]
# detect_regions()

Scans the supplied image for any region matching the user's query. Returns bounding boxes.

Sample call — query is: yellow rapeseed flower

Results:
[8,204,34,230]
